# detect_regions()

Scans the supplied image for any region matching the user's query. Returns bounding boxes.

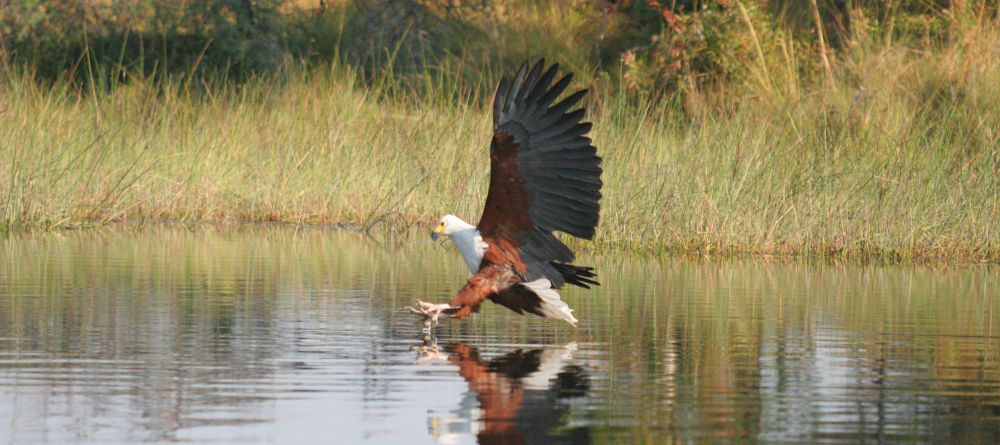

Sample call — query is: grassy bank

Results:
[1,4,998,262]
[2,59,997,262]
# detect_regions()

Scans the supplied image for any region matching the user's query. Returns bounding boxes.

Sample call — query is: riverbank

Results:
[3,59,996,262]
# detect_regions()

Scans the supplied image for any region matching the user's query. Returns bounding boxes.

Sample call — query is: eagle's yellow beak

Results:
[431,224,445,241]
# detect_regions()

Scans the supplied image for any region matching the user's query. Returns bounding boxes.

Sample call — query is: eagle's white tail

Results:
[522,279,578,326]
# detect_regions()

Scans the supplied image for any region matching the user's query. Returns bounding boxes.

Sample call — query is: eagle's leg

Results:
[405,300,456,333]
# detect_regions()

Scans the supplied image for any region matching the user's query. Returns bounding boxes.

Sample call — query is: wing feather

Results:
[536,73,573,112]
[527,90,587,132]
[505,62,531,115]
[492,78,511,127]
[521,64,561,118]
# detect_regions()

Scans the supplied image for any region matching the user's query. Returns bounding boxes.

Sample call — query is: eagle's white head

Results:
[431,214,485,275]
[431,214,475,240]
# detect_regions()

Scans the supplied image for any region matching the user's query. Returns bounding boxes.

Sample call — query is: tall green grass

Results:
[1,15,998,262]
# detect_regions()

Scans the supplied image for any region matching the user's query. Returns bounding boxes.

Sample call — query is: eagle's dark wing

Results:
[477,60,602,287]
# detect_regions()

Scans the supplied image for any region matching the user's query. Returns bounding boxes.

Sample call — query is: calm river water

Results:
[0,227,997,444]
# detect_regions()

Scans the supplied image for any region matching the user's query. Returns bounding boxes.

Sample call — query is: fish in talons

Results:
[406,300,456,333]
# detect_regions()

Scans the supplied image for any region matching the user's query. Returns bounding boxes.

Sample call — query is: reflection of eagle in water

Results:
[424,342,591,445]
[413,60,602,328]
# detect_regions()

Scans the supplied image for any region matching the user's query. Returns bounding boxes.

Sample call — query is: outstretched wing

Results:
[477,60,603,287]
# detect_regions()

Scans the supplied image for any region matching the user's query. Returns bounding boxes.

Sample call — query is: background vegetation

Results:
[1,0,997,261]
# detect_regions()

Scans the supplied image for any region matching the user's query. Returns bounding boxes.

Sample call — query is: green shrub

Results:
[619,1,781,95]
[1,0,295,81]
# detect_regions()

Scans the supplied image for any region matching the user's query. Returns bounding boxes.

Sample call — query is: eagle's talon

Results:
[405,300,456,333]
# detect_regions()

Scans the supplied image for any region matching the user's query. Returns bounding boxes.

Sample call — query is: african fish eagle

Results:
[409,60,602,330]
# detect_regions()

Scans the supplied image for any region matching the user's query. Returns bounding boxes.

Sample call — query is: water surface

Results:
[1,227,998,444]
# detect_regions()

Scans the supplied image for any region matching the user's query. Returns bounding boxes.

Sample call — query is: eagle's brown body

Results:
[448,236,530,319]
